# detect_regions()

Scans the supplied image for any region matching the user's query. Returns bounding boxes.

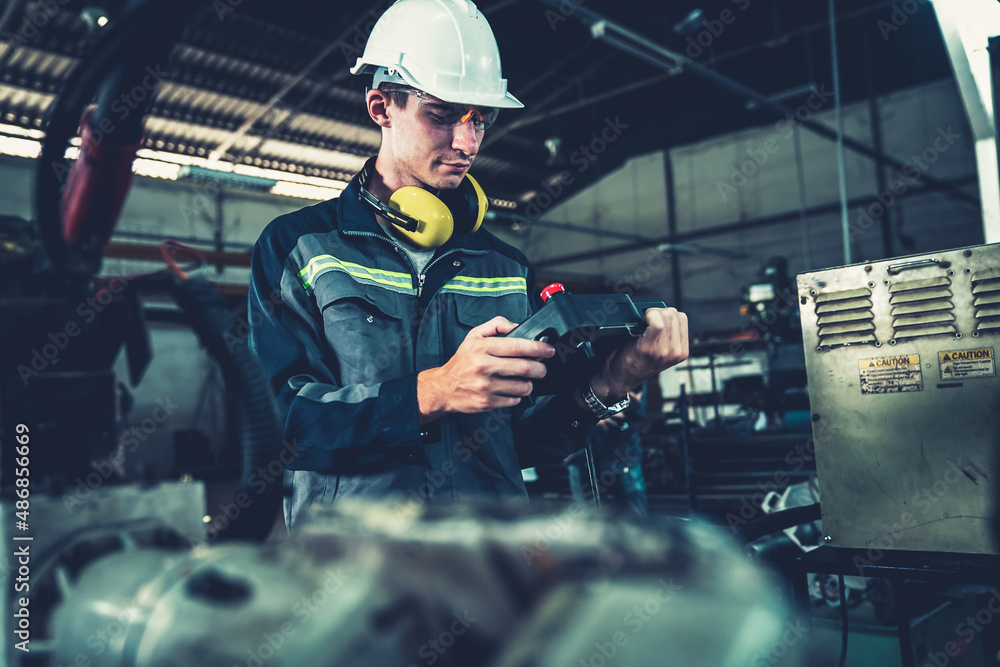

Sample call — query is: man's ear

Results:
[367,89,392,129]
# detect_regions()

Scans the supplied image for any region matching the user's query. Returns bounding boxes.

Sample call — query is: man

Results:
[248,0,688,528]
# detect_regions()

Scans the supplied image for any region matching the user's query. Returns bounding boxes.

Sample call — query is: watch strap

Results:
[581,382,630,420]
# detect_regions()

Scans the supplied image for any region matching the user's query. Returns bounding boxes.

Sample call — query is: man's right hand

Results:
[417,316,554,425]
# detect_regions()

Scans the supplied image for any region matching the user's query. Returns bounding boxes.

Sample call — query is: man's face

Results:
[383,89,490,191]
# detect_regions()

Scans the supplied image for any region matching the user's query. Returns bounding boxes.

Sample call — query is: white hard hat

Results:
[351,0,523,109]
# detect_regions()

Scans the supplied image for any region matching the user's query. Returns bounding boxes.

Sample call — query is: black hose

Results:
[836,573,849,667]
[169,278,283,542]
[737,503,822,546]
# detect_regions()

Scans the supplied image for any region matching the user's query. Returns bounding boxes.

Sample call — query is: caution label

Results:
[938,347,995,381]
[859,354,923,394]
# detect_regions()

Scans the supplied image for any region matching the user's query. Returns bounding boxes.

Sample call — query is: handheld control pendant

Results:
[504,283,664,395]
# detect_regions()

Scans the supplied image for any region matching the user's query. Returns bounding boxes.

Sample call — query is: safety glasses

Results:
[394,87,499,131]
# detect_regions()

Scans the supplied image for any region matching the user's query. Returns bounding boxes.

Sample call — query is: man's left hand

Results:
[589,307,689,404]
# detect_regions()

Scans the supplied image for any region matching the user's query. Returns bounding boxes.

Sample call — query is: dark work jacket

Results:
[248,169,595,527]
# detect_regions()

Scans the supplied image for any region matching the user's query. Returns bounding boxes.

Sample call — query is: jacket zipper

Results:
[343,230,423,293]
[343,229,486,298]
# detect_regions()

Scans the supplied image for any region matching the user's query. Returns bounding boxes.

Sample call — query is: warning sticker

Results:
[938,348,995,381]
[858,354,923,394]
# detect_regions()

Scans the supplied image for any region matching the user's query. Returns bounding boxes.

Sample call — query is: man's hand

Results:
[418,316,554,425]
[588,307,689,405]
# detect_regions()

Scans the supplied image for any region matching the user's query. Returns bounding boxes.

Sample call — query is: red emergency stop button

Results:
[540,283,566,302]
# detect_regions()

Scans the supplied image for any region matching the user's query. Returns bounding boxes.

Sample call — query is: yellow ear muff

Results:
[464,173,488,234]
[387,186,455,249]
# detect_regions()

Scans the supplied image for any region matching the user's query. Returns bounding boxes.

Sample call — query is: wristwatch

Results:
[581,382,630,421]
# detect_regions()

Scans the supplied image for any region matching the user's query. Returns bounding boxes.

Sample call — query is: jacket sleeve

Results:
[247,230,422,473]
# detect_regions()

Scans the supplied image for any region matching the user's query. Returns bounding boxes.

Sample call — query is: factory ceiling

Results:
[0,0,956,217]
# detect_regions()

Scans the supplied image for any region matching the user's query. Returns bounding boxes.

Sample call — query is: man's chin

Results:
[427,172,465,190]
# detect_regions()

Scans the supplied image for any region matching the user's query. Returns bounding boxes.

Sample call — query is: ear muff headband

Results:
[357,158,489,249]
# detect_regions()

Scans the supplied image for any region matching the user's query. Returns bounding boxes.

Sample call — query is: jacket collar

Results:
[337,160,491,255]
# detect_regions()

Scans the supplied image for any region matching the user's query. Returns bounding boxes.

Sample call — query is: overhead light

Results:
[488,197,517,210]
[270,181,344,200]
[133,158,181,180]
[672,9,704,36]
[544,137,561,166]
[80,6,110,30]
[136,148,234,171]
[0,136,41,159]
[0,124,44,140]
[656,243,701,255]
[0,134,349,199]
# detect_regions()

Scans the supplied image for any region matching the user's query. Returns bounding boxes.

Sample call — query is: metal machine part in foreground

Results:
[48,501,800,667]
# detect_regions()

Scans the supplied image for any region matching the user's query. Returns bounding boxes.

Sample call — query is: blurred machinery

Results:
[737,256,808,432]
[40,502,797,667]
[637,257,813,518]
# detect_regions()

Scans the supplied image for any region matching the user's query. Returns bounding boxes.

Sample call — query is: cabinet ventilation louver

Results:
[889,276,955,340]
[971,268,1000,332]
[815,287,875,348]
